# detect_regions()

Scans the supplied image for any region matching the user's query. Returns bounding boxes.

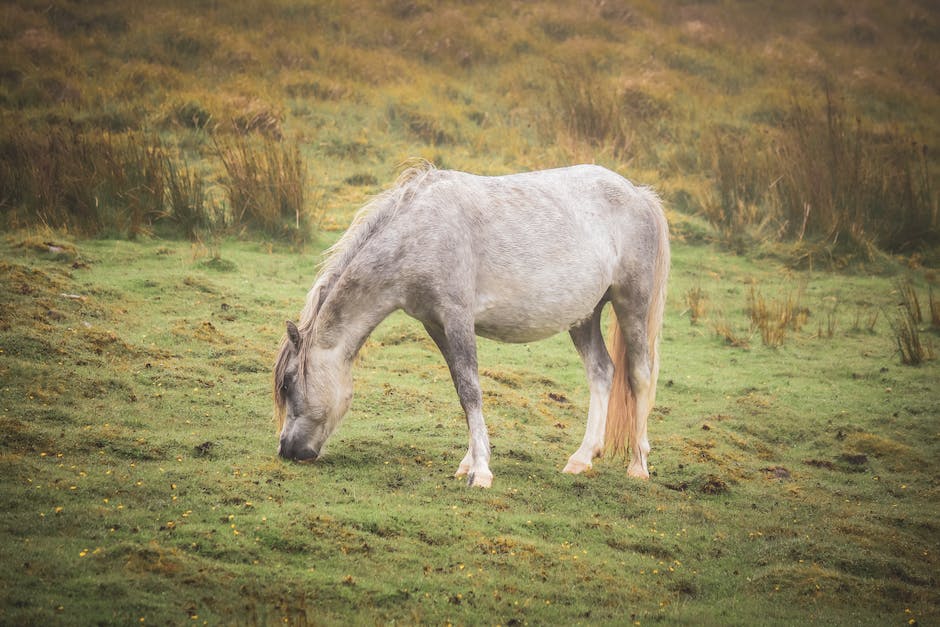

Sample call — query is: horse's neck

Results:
[313,269,399,362]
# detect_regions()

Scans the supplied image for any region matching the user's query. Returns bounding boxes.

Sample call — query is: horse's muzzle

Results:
[278,440,319,463]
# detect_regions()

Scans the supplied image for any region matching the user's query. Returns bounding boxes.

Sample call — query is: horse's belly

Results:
[472,280,607,343]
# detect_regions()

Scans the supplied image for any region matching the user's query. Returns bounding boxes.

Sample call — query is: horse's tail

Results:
[605,201,670,458]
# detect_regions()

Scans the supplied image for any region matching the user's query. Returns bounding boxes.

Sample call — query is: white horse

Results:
[274,163,669,488]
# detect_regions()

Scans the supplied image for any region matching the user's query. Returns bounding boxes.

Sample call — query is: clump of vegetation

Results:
[214,133,311,243]
[851,305,881,334]
[891,279,935,365]
[773,90,936,254]
[0,127,166,237]
[685,286,707,325]
[931,287,940,329]
[701,90,937,258]
[550,64,632,158]
[164,156,218,240]
[0,123,311,242]
[712,316,751,349]
[746,286,808,348]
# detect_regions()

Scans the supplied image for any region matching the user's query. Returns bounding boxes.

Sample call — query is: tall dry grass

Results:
[746,286,808,347]
[0,125,310,241]
[702,89,937,256]
[0,127,166,237]
[891,279,934,365]
[165,156,217,240]
[550,65,632,158]
[214,133,311,243]
[774,89,936,253]
[685,286,707,325]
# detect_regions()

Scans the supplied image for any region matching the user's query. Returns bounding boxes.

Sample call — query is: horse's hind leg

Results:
[563,302,614,474]
[423,320,494,488]
[610,295,655,479]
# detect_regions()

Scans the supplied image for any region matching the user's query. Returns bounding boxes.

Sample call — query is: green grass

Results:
[1,234,937,625]
[1,0,938,623]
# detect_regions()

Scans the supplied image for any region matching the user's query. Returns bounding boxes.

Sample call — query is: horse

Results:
[274,163,669,488]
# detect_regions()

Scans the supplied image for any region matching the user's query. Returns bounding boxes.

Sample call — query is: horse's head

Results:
[274,321,353,462]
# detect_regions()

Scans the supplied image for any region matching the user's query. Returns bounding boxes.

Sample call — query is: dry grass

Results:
[0,127,166,237]
[892,279,935,365]
[214,133,310,243]
[1,0,936,259]
[712,316,751,349]
[892,308,933,365]
[550,65,632,159]
[931,287,940,329]
[897,279,923,323]
[851,306,880,333]
[817,308,837,339]
[774,89,936,254]
[165,156,217,240]
[746,286,808,348]
[685,286,708,325]
[699,89,937,257]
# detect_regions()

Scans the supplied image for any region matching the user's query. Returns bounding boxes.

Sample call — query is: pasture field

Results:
[1,0,939,624]
[1,232,937,625]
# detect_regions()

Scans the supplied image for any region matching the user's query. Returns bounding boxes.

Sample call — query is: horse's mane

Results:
[273,160,436,432]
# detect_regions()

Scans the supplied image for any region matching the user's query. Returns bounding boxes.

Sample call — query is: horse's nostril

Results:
[294,446,319,462]
[278,439,318,462]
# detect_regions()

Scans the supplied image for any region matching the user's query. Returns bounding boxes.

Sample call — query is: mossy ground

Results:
[1,234,937,625]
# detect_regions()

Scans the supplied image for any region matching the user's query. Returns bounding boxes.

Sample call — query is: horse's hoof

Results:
[562,458,592,474]
[466,470,493,488]
[627,465,650,480]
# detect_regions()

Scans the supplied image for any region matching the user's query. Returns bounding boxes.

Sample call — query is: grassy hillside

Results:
[1,0,939,624]
[1,0,937,254]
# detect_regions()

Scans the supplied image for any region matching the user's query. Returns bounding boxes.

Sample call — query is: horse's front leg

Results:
[424,321,493,488]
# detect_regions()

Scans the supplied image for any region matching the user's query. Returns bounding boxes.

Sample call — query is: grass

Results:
[2,0,937,257]
[1,234,938,625]
[892,280,936,366]
[0,0,938,624]
[214,133,312,243]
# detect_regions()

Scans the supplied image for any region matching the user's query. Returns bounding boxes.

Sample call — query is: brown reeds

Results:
[892,279,934,365]
[930,287,940,329]
[685,286,708,325]
[0,127,167,237]
[214,133,310,243]
[746,286,808,348]
[550,65,632,158]
[712,316,751,349]
[700,87,937,256]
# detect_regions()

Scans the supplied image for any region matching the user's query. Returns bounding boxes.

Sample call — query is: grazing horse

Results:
[274,163,669,488]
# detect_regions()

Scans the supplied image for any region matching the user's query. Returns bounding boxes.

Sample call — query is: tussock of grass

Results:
[684,286,707,325]
[214,133,310,243]
[550,64,633,158]
[891,279,935,365]
[931,287,940,329]
[746,286,808,348]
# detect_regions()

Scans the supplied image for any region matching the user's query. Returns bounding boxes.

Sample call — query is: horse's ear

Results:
[286,321,301,350]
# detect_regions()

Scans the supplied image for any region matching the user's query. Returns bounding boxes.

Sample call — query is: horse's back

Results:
[395,165,664,342]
